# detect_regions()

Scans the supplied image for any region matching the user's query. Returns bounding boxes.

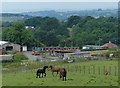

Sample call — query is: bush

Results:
[91,54,99,56]
[2,59,14,63]
[2,52,28,63]
[13,52,28,61]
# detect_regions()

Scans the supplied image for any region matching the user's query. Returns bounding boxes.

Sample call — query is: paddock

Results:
[2,59,118,86]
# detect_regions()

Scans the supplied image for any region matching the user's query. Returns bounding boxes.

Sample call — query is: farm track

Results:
[23,51,42,60]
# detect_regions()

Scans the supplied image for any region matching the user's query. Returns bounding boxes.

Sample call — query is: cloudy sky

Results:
[1,0,119,13]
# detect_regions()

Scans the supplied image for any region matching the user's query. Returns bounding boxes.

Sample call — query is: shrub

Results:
[2,52,28,63]
[13,52,28,61]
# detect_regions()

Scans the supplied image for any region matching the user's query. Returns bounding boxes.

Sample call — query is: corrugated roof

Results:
[101,43,117,47]
[0,41,9,45]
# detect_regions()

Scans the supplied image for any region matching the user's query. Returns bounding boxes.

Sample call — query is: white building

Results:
[82,45,103,49]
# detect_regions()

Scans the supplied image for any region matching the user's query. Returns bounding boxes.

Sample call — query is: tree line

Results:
[2,16,119,48]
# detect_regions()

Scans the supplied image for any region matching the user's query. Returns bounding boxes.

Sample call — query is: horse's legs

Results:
[42,73,43,78]
[62,76,64,81]
[39,73,41,78]
[56,71,59,76]
[36,73,40,78]
[44,73,46,77]
[64,76,66,81]
[52,72,54,77]
[60,75,62,80]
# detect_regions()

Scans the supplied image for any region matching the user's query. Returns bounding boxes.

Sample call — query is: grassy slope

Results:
[2,60,118,86]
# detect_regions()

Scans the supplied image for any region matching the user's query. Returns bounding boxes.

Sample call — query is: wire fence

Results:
[2,60,118,76]
[56,64,118,76]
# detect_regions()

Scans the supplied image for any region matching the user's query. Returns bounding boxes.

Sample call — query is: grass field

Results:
[2,59,119,86]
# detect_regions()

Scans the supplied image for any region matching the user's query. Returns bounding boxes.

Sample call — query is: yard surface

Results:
[2,59,119,86]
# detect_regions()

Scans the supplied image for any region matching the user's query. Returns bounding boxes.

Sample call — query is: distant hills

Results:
[1,13,32,24]
[22,9,118,19]
[1,9,118,23]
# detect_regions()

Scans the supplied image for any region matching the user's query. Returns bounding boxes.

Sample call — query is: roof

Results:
[101,43,117,47]
[65,52,90,55]
[0,41,9,45]
[83,45,102,47]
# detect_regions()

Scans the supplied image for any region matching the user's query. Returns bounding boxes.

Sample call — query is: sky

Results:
[2,0,120,2]
[1,1,119,13]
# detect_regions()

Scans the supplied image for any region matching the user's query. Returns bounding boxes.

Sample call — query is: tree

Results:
[67,16,81,28]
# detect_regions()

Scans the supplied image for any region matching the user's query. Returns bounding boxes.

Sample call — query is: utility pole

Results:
[99,37,102,46]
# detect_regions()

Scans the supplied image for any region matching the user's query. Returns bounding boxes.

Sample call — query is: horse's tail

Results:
[36,69,39,76]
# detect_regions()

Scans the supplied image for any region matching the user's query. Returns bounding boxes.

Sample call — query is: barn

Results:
[0,41,21,52]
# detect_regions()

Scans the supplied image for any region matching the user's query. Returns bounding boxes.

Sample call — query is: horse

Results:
[36,66,48,78]
[49,65,61,76]
[59,68,67,81]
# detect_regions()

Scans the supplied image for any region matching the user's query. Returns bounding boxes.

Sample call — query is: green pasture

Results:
[1,17,25,22]
[2,59,119,86]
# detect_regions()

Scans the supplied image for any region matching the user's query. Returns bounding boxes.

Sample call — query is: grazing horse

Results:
[36,66,48,78]
[49,65,60,76]
[59,68,67,81]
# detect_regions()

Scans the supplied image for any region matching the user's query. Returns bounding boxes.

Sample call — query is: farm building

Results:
[63,52,91,59]
[53,50,90,59]
[101,41,117,48]
[82,45,103,49]
[0,41,21,52]
[45,47,80,51]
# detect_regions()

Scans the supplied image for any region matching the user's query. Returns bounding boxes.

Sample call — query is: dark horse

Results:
[36,66,48,78]
[49,65,60,76]
[59,68,67,81]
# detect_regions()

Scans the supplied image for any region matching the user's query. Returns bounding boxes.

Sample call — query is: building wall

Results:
[1,43,21,51]
[45,47,80,51]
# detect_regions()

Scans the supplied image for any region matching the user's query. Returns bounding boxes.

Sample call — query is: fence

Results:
[2,61,118,76]
[56,64,118,76]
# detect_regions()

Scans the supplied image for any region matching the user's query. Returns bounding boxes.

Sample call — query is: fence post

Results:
[93,65,95,74]
[88,66,90,74]
[109,66,111,75]
[115,66,117,76]
[76,65,78,72]
[84,65,85,74]
[80,66,81,74]
[103,66,105,75]
[98,66,100,75]
[67,65,69,72]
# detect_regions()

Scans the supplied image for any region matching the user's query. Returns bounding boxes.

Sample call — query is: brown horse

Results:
[49,65,60,76]
[59,68,67,81]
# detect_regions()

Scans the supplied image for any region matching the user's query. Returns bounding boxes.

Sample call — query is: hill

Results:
[1,13,32,23]
[22,9,118,20]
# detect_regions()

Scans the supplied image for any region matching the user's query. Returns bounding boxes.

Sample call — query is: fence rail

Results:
[57,64,118,76]
[2,62,118,76]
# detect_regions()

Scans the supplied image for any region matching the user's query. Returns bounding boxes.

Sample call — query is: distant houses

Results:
[25,26,35,29]
[0,41,21,52]
[82,45,103,49]
[82,41,118,50]
[0,41,27,54]
[101,41,117,48]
